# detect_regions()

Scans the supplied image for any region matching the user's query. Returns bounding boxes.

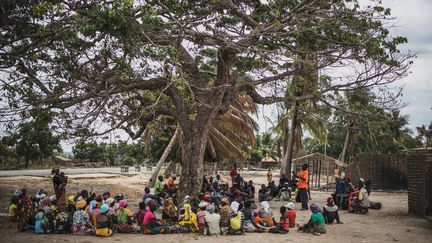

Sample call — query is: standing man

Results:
[297,163,309,210]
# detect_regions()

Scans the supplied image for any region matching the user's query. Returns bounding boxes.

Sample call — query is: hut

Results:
[259,156,280,169]
[292,152,348,189]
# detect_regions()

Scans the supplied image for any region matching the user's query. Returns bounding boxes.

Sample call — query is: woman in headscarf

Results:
[178,202,199,233]
[258,201,275,227]
[17,189,35,232]
[298,203,326,235]
[116,199,135,233]
[95,204,113,237]
[52,167,67,208]
[72,200,93,234]
[142,198,173,234]
[227,201,244,235]
[162,197,178,225]
[218,198,231,228]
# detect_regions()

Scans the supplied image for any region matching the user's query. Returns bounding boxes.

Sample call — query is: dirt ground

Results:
[0,172,431,243]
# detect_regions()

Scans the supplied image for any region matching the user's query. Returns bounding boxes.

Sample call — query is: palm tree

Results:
[146,92,257,186]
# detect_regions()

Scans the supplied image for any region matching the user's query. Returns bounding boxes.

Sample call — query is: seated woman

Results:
[349,180,370,214]
[227,201,243,235]
[116,199,135,233]
[162,197,178,225]
[269,206,289,234]
[298,203,326,236]
[178,202,199,233]
[258,201,275,227]
[136,201,147,229]
[142,199,172,234]
[323,197,342,224]
[204,205,221,235]
[241,201,265,232]
[72,200,93,235]
[219,198,231,229]
[95,204,114,237]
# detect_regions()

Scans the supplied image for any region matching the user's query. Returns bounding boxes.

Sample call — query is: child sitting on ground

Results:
[197,202,209,233]
[323,196,342,224]
[269,206,289,234]
[286,202,297,228]
[298,203,326,236]
[9,195,19,223]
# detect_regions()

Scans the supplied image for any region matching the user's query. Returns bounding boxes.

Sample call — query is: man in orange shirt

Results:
[297,163,309,210]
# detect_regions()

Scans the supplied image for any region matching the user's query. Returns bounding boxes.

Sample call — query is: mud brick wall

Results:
[345,153,408,190]
[407,149,432,217]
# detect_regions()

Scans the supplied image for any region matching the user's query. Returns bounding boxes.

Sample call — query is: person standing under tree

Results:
[267,169,273,184]
[297,163,309,210]
[52,167,67,209]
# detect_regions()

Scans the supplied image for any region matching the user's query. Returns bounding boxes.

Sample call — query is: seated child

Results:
[286,202,296,228]
[323,197,341,224]
[269,206,289,234]
[298,203,326,236]
[197,202,209,232]
[9,195,19,223]
[35,209,46,234]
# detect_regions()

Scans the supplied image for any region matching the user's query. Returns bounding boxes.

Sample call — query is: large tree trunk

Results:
[280,118,290,176]
[147,126,180,188]
[177,126,209,199]
[281,103,299,177]
[339,129,350,163]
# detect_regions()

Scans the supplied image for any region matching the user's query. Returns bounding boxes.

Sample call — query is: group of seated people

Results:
[8,173,371,237]
[331,177,371,214]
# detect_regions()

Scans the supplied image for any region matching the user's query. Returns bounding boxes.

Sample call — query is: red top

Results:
[142,209,155,226]
[286,210,296,228]
[230,167,238,177]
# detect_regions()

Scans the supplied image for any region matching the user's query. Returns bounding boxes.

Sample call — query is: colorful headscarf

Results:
[68,195,76,206]
[310,203,320,213]
[220,197,229,206]
[327,196,334,206]
[119,199,128,209]
[51,167,60,174]
[89,200,97,214]
[100,204,109,213]
[76,200,87,209]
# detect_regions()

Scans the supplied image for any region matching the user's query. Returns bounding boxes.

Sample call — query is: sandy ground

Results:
[0,172,431,243]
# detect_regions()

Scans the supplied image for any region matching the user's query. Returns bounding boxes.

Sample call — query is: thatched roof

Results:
[292,152,348,167]
[55,155,72,162]
[261,156,279,163]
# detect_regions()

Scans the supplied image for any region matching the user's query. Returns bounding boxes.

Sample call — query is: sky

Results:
[57,0,432,152]
[255,0,432,134]
[386,0,432,130]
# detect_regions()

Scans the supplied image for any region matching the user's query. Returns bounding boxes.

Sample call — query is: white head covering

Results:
[230,201,240,213]
[261,201,270,212]
[286,202,295,210]
[49,195,57,202]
